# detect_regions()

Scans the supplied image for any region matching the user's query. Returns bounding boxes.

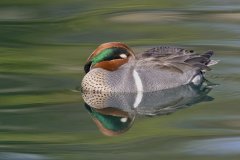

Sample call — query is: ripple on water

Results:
[0,7,35,21]
[0,76,27,89]
[178,115,240,132]
[0,74,76,94]
[109,10,240,23]
[109,11,186,23]
[209,13,240,22]
[182,137,240,155]
[0,152,51,160]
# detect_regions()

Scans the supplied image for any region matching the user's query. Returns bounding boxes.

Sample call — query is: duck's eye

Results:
[119,54,127,59]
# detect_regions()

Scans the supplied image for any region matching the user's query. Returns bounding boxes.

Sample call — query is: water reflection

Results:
[0,152,50,160]
[183,137,240,155]
[84,104,134,136]
[82,81,214,136]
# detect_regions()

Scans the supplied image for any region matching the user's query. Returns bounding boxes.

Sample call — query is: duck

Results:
[81,42,218,93]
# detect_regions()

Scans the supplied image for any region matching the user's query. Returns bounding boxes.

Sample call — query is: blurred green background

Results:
[0,0,240,160]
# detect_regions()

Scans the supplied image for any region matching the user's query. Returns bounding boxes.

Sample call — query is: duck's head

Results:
[84,42,135,73]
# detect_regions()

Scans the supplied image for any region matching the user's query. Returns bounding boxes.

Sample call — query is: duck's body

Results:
[82,43,217,93]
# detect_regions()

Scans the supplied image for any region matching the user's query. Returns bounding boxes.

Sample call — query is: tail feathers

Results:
[207,59,219,66]
[201,50,214,59]
[201,50,219,67]
[184,56,210,66]
[183,50,217,72]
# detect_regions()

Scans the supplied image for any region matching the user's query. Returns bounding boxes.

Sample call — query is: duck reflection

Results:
[85,105,134,136]
[82,81,214,136]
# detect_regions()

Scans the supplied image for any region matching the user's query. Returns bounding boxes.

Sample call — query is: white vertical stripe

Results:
[133,69,143,108]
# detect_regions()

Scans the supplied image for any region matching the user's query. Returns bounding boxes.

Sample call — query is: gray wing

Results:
[136,46,217,73]
[141,46,194,57]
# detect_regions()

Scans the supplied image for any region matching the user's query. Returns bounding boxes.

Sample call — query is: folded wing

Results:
[137,46,218,74]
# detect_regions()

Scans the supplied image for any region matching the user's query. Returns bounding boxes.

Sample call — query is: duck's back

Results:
[118,46,217,92]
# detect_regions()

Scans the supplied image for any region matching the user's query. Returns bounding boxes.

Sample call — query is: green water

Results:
[0,0,240,159]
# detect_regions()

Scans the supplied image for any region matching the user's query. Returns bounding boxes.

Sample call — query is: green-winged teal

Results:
[82,42,218,93]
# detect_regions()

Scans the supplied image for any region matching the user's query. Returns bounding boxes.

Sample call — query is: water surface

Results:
[0,0,240,160]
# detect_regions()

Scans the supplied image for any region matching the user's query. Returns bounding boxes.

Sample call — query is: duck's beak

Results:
[84,61,92,73]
